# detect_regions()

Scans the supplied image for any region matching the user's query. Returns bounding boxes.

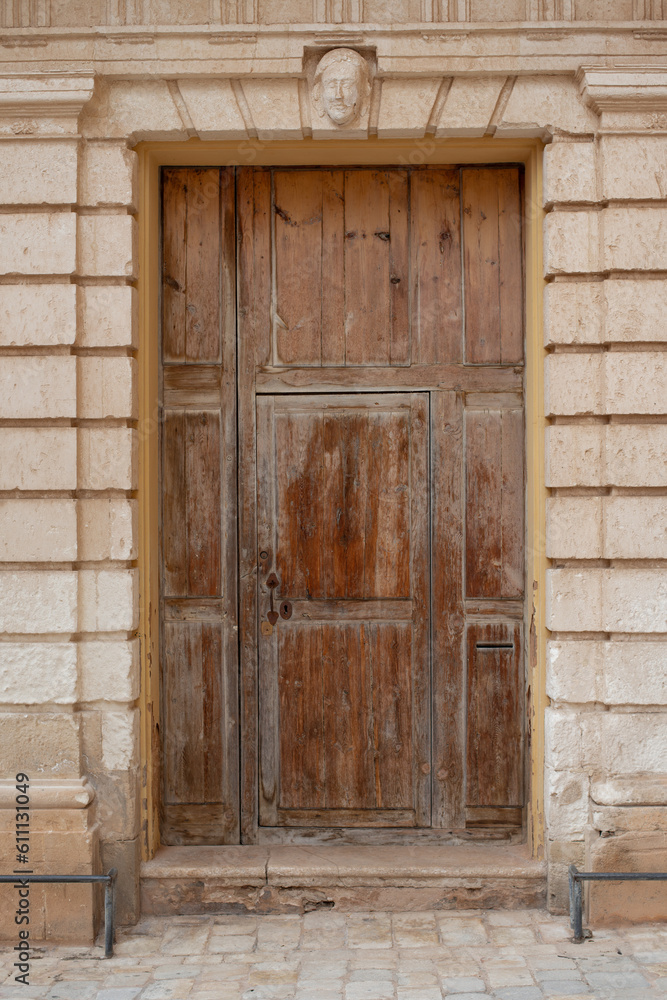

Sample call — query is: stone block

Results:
[77,284,137,347]
[377,78,441,138]
[436,76,506,137]
[176,79,248,140]
[545,424,603,487]
[78,427,136,490]
[79,638,140,702]
[0,213,76,275]
[77,215,137,278]
[0,642,77,704]
[78,499,137,561]
[0,499,77,562]
[545,353,603,416]
[606,352,667,414]
[546,708,667,773]
[545,767,590,840]
[0,140,78,205]
[79,141,137,208]
[547,424,667,488]
[79,79,188,141]
[77,357,137,419]
[593,775,667,806]
[601,134,667,201]
[548,639,667,705]
[603,206,667,271]
[546,567,603,632]
[0,428,77,490]
[0,283,76,346]
[498,76,598,137]
[78,569,138,632]
[604,497,667,558]
[606,424,667,486]
[544,210,600,276]
[588,831,667,925]
[102,709,139,769]
[547,840,585,915]
[543,281,604,346]
[547,567,667,632]
[0,571,77,633]
[592,805,667,833]
[0,712,80,776]
[544,140,597,205]
[546,496,603,559]
[100,835,141,925]
[0,356,76,419]
[604,278,667,342]
[89,767,140,843]
[241,78,302,139]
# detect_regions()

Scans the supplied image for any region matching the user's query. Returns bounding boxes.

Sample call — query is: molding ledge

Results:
[0,74,95,135]
[0,777,95,810]
[578,67,667,112]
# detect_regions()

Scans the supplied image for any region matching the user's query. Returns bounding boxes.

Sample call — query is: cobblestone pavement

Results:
[1,909,666,1000]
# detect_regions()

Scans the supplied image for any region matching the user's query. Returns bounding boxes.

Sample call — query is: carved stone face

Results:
[320,61,363,125]
[313,49,370,128]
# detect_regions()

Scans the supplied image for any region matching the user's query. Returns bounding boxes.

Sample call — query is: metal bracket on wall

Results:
[568,864,667,942]
[0,869,117,957]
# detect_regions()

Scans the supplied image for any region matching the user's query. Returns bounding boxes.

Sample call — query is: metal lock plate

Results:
[260,621,273,637]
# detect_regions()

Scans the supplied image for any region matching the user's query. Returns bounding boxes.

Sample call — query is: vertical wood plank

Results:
[273,170,323,366]
[162,409,186,596]
[465,409,502,598]
[431,391,465,828]
[344,170,392,365]
[321,170,346,366]
[185,411,221,597]
[410,168,462,364]
[388,170,410,366]
[162,168,187,362]
[238,167,272,842]
[279,624,325,809]
[466,622,523,808]
[184,168,222,363]
[462,167,523,365]
[466,408,524,600]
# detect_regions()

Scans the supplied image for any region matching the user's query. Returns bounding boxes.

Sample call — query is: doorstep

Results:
[141,843,546,915]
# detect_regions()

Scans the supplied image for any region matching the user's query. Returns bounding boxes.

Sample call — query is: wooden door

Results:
[160,164,526,846]
[256,393,430,828]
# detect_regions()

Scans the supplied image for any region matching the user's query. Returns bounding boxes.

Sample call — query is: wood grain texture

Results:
[160,167,238,846]
[465,408,525,600]
[256,392,430,828]
[466,622,524,812]
[431,391,465,829]
[462,167,524,365]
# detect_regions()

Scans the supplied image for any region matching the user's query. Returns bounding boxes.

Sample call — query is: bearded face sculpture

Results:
[312,48,371,127]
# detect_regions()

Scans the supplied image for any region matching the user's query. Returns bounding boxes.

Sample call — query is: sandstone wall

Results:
[0,17,666,939]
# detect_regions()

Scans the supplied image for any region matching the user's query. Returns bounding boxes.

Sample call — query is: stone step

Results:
[141,844,546,915]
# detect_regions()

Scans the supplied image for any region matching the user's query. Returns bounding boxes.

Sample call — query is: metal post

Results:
[104,868,117,958]
[572,870,584,942]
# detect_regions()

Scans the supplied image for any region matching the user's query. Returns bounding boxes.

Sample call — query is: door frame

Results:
[137,138,547,861]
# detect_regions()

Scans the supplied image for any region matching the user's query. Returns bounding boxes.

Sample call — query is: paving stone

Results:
[345,983,394,999]
[141,983,195,999]
[47,984,100,999]
[441,978,486,992]
[584,971,650,989]
[492,989,542,1000]
[538,983,590,995]
[95,991,142,1000]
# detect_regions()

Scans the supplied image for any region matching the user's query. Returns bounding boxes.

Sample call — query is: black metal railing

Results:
[0,869,117,957]
[569,864,667,942]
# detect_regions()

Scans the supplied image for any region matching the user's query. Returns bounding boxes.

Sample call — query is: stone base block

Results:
[587,830,667,926]
[0,793,99,943]
[142,844,546,916]
[547,839,585,915]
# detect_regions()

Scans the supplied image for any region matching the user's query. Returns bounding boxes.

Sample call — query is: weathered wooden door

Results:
[160,165,526,846]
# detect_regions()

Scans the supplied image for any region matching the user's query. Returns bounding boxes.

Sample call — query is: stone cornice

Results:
[578,66,667,112]
[0,74,94,134]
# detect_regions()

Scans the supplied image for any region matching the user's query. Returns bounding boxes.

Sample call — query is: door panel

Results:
[256,393,430,828]
[159,167,239,845]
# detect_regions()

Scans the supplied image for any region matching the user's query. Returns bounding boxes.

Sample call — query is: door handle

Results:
[264,573,292,626]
